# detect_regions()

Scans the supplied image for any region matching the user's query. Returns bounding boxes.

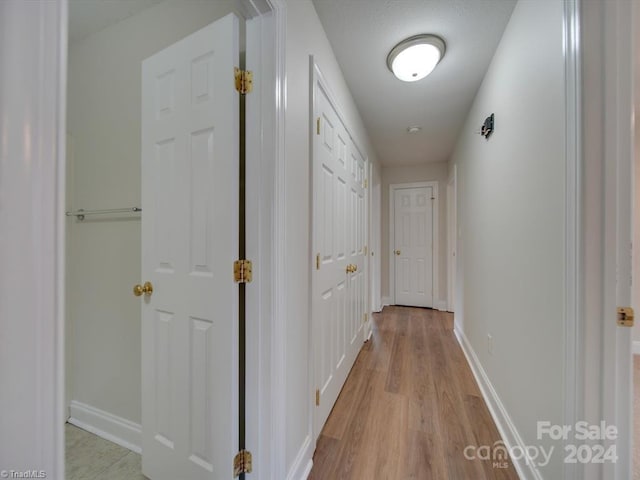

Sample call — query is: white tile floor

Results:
[65,423,147,480]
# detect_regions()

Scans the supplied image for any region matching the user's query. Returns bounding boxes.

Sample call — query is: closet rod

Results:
[65,207,142,221]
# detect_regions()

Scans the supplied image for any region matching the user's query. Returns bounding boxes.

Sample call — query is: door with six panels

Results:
[393,186,434,308]
[140,14,239,479]
[312,72,368,438]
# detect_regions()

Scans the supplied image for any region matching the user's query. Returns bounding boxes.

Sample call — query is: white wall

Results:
[634,0,640,351]
[449,0,565,478]
[66,0,245,432]
[381,163,448,307]
[634,116,640,348]
[283,0,381,475]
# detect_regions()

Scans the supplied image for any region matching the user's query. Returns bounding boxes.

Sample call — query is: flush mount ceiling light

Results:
[387,34,446,82]
[407,126,422,134]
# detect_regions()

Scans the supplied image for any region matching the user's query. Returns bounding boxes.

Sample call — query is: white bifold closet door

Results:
[312,77,367,437]
[140,14,239,480]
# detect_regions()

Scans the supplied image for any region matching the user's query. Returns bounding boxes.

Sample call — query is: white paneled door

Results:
[312,77,367,437]
[393,187,433,308]
[141,14,239,480]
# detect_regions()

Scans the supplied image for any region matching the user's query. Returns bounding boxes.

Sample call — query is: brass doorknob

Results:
[352,264,358,272]
[395,250,401,256]
[133,281,153,297]
[346,264,358,274]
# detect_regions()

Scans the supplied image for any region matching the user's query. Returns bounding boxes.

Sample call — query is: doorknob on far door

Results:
[133,281,153,297]
[394,250,401,256]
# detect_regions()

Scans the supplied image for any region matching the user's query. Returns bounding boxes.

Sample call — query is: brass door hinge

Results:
[363,312,368,323]
[233,449,252,477]
[234,259,253,283]
[317,117,321,135]
[234,67,253,94]
[315,389,320,406]
[363,245,368,255]
[364,178,368,188]
[617,307,634,327]
[316,253,320,270]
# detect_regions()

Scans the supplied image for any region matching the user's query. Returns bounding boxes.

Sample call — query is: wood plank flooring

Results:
[308,306,520,480]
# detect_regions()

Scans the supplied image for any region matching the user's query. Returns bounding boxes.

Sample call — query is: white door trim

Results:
[601,1,634,479]
[562,1,581,479]
[370,167,382,313]
[365,158,372,339]
[446,168,456,313]
[0,0,67,477]
[389,181,439,307]
[577,1,634,479]
[243,1,288,479]
[243,2,292,477]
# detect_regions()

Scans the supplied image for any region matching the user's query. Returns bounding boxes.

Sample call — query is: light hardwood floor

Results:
[308,306,520,480]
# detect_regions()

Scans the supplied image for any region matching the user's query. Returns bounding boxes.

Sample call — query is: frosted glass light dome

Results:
[387,35,446,82]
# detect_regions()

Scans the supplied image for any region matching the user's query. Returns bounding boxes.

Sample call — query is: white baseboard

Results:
[287,434,313,480]
[68,400,141,454]
[435,300,448,311]
[454,326,542,480]
[381,296,391,307]
[299,459,313,480]
[634,341,640,355]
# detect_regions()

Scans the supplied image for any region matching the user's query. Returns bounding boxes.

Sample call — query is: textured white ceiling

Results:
[311,0,517,166]
[68,0,165,44]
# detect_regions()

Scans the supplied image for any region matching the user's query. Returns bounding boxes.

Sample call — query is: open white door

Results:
[140,14,239,480]
[393,186,434,308]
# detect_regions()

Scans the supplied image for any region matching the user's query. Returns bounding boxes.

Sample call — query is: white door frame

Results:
[364,158,371,338]
[243,1,288,478]
[562,2,582,477]
[599,1,634,479]
[370,167,382,313]
[198,2,290,478]
[389,181,439,307]
[0,0,67,477]
[565,0,634,479]
[446,168,456,313]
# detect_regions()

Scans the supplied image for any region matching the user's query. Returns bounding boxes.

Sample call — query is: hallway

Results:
[308,306,519,480]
